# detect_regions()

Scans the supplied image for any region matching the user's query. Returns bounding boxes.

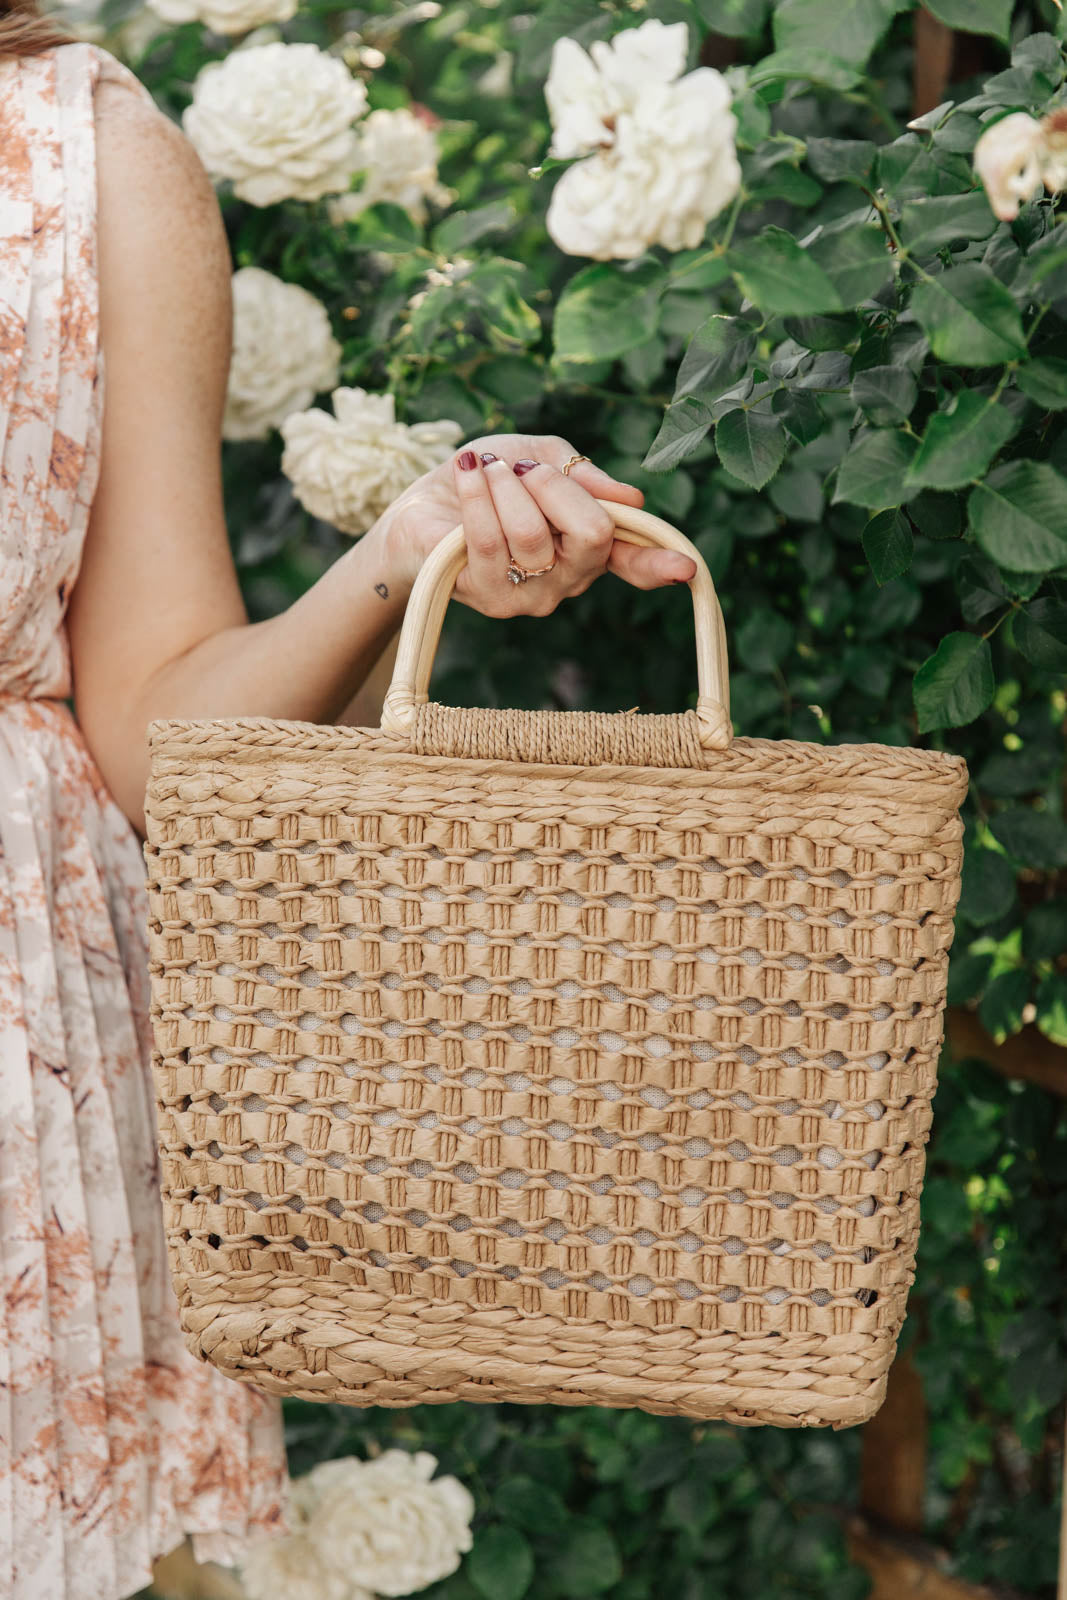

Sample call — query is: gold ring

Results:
[561,454,590,476]
[506,554,558,585]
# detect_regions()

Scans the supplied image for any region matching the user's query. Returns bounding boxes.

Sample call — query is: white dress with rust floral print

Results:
[0,43,287,1600]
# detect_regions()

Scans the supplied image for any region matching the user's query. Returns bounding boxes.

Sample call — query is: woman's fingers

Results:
[483,458,556,576]
[608,541,697,591]
[546,448,644,509]
[508,462,616,585]
[453,450,509,596]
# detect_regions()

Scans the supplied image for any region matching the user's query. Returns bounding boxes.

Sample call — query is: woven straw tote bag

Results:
[144,504,967,1429]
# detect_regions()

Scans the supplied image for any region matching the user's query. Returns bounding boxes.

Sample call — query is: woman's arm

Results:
[69,84,694,828]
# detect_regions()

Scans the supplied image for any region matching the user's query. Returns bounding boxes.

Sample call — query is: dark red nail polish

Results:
[514,459,539,476]
[480,452,497,465]
[458,450,478,471]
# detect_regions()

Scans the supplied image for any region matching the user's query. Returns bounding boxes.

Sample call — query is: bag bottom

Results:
[180,1295,897,1430]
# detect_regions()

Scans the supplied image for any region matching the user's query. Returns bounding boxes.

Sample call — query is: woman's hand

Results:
[373,434,697,615]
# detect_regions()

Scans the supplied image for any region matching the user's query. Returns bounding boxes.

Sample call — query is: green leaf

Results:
[736,608,795,671]
[1036,974,1067,1047]
[913,632,995,731]
[805,137,877,185]
[862,509,914,583]
[909,490,962,540]
[906,393,1017,491]
[979,968,1031,1042]
[990,809,1067,869]
[809,225,894,307]
[773,0,903,65]
[695,0,768,34]
[968,461,1067,573]
[345,202,422,253]
[748,48,863,90]
[834,429,918,509]
[785,312,861,351]
[980,743,1060,798]
[769,465,824,522]
[728,227,843,316]
[668,250,733,291]
[432,201,515,256]
[924,0,1012,39]
[553,261,665,364]
[1015,358,1067,410]
[476,355,545,412]
[473,265,542,350]
[1014,598,1067,670]
[979,743,1060,796]
[673,316,757,401]
[544,1519,622,1596]
[958,847,1017,925]
[956,552,1011,622]
[947,950,994,1006]
[911,265,1027,367]
[851,366,918,426]
[715,407,788,489]
[494,1478,570,1538]
[773,388,826,444]
[468,1525,534,1600]
[900,191,998,256]
[1023,899,1067,962]
[644,398,713,472]
[877,136,939,199]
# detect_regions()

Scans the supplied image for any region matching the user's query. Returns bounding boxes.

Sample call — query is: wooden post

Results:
[151,1541,244,1600]
[1060,1405,1067,1600]
[847,1517,1006,1599]
[913,8,956,117]
[861,1349,929,1534]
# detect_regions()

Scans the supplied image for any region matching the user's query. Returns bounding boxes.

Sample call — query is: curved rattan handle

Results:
[380,501,732,750]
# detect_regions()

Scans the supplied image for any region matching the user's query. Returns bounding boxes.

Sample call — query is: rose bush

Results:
[77,0,1067,1593]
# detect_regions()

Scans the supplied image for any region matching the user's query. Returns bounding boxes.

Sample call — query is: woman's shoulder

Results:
[92,50,222,249]
[87,46,172,138]
[92,46,231,361]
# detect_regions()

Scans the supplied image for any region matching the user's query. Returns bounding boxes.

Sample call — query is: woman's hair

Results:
[0,0,68,56]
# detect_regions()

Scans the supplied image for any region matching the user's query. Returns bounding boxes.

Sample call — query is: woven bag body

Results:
[144,509,967,1429]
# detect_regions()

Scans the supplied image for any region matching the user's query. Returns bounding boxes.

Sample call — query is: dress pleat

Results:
[0,42,288,1600]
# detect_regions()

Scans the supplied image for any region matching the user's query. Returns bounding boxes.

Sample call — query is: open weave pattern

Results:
[144,716,967,1429]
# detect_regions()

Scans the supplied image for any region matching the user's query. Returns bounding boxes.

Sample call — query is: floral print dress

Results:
[0,43,287,1600]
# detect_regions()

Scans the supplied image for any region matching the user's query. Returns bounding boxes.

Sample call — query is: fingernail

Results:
[480,452,497,465]
[458,450,478,471]
[513,459,539,476]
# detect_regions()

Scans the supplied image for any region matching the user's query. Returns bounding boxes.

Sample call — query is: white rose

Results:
[544,20,739,259]
[224,268,341,441]
[240,1530,371,1600]
[241,1475,373,1600]
[281,387,463,535]
[183,43,367,206]
[329,107,451,226]
[145,0,295,36]
[301,1451,475,1599]
[1040,108,1067,196]
[973,112,1045,221]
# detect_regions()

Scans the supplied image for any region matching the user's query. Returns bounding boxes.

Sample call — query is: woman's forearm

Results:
[82,520,410,828]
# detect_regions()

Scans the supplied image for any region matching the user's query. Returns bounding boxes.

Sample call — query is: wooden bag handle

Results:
[380,501,732,750]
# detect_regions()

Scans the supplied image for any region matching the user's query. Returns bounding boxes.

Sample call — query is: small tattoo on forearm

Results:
[374,583,389,599]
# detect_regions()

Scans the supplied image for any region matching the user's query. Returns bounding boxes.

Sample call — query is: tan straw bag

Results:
[144,504,967,1429]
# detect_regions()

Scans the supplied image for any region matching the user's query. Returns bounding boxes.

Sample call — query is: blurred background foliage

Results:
[92,0,1067,1590]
